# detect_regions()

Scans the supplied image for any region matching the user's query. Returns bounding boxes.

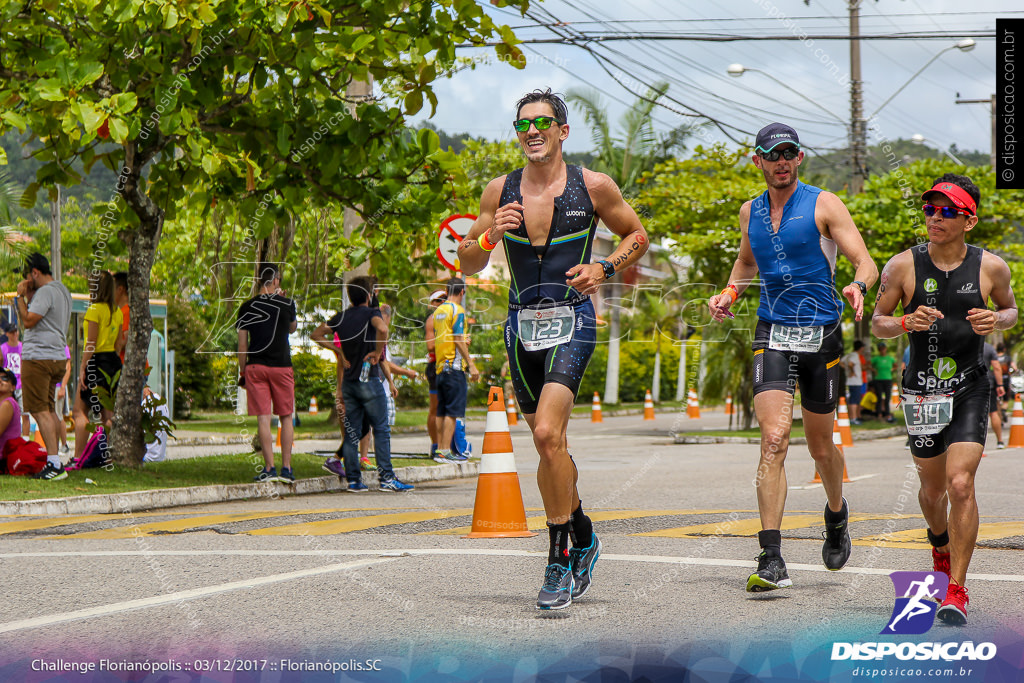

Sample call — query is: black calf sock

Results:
[758,529,783,558]
[824,498,848,524]
[570,503,593,549]
[547,522,572,567]
[927,528,949,549]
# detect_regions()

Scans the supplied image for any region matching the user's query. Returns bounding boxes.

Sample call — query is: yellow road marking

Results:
[247,509,475,536]
[423,510,744,536]
[636,513,923,538]
[855,521,1024,549]
[48,512,327,540]
[0,512,172,536]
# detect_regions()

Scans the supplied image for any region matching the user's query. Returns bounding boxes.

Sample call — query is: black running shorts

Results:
[907,378,989,459]
[504,300,597,415]
[752,319,842,415]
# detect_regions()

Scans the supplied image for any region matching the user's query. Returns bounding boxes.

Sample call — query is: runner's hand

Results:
[565,263,604,295]
[903,306,943,332]
[708,293,734,322]
[841,283,865,322]
[468,363,480,383]
[967,307,998,336]
[489,201,524,243]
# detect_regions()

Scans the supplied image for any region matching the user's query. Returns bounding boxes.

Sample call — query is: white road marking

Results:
[1,548,1021,583]
[0,557,394,635]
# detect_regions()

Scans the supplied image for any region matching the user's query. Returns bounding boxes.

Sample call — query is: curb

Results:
[671,426,907,445]
[0,461,479,516]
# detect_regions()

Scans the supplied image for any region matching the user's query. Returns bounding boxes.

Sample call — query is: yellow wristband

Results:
[478,232,496,252]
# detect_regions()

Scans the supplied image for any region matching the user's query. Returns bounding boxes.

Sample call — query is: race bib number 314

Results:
[768,324,823,353]
[518,306,574,351]
[904,394,954,436]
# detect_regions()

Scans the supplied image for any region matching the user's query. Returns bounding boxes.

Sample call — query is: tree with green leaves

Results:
[0,0,529,463]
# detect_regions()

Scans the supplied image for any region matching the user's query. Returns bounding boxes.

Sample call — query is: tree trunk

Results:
[111,144,165,466]
[651,344,661,403]
[603,282,620,404]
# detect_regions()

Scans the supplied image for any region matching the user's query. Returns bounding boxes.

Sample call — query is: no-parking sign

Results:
[437,214,477,271]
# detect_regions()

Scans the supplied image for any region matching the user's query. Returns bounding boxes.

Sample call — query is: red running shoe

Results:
[936,582,969,626]
[932,547,951,579]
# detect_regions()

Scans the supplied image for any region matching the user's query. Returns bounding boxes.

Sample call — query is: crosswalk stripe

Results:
[246,509,475,536]
[635,513,924,538]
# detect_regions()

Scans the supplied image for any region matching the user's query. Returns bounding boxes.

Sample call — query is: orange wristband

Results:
[720,285,738,305]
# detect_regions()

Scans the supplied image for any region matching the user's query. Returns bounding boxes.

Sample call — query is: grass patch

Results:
[0,452,439,502]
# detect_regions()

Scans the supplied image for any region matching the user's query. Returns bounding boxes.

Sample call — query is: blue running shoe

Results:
[380,478,414,492]
[536,563,574,610]
[569,535,602,600]
[347,481,369,492]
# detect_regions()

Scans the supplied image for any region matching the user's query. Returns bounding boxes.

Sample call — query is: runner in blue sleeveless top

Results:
[872,174,1017,625]
[458,88,649,611]
[708,123,878,593]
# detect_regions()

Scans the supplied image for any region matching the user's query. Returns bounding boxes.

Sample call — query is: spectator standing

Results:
[424,289,446,457]
[843,340,865,425]
[983,341,1005,449]
[433,277,479,464]
[871,342,897,423]
[236,263,297,483]
[1,325,30,437]
[16,253,73,480]
[312,275,413,492]
[113,271,130,362]
[56,345,71,457]
[72,271,124,465]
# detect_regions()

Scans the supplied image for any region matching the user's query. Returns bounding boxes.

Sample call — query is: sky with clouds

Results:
[412,0,1007,161]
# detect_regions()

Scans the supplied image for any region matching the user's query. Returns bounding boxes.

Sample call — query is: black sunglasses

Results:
[513,116,562,133]
[757,147,800,162]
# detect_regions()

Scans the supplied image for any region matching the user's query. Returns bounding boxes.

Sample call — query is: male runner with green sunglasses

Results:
[458,88,649,610]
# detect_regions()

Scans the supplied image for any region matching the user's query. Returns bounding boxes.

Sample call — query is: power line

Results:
[460,31,995,47]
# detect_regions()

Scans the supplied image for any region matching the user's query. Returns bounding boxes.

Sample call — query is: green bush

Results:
[168,296,216,416]
[291,351,337,412]
[577,333,683,404]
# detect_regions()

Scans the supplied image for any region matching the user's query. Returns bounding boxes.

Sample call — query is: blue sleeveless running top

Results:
[498,165,598,307]
[748,181,843,326]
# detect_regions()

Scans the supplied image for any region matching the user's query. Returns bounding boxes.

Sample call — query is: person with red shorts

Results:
[237,263,297,483]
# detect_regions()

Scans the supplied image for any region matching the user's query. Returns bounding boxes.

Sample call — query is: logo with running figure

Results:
[882,571,949,635]
[923,278,938,293]
[932,357,957,380]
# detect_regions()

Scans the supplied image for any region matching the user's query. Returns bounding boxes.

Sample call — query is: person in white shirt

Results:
[843,340,865,425]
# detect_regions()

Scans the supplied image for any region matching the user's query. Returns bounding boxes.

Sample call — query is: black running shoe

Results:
[746,551,792,592]
[822,497,852,571]
[33,463,68,481]
[569,535,602,600]
[536,563,574,610]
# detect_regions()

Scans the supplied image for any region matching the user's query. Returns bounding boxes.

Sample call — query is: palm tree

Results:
[0,170,27,269]
[566,83,700,404]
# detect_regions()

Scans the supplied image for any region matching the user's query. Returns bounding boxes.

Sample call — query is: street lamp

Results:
[911,134,965,166]
[868,39,976,120]
[726,63,848,128]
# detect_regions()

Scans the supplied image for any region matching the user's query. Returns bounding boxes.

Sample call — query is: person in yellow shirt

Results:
[72,271,124,463]
[859,386,879,420]
[433,277,478,463]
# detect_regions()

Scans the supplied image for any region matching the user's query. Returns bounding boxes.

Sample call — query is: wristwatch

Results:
[852,280,868,297]
[596,260,615,280]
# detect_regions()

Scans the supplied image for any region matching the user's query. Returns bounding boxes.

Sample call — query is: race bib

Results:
[768,324,823,353]
[518,306,574,351]
[903,394,954,436]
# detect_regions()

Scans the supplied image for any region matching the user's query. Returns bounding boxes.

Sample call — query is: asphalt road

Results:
[1,413,1022,681]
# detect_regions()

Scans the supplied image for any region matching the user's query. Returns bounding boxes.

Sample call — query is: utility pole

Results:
[49,187,61,280]
[342,77,373,306]
[955,94,996,167]
[848,0,866,195]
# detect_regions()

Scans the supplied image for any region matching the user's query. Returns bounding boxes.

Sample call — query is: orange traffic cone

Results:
[687,388,700,419]
[837,397,854,447]
[1008,394,1024,448]
[724,394,735,415]
[812,413,852,483]
[309,396,318,415]
[891,390,900,412]
[643,389,655,420]
[464,387,536,538]
[275,417,282,447]
[591,392,603,423]
[506,396,518,426]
